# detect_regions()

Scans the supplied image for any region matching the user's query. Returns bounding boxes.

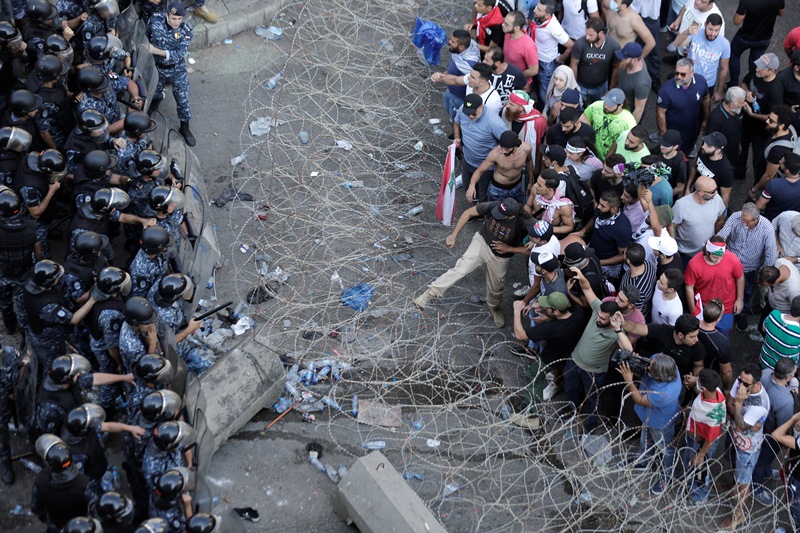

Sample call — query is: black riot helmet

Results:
[0,127,33,153]
[140,390,182,424]
[134,519,167,533]
[186,514,221,533]
[28,259,65,294]
[9,89,43,115]
[45,34,73,62]
[155,467,189,502]
[90,188,130,215]
[96,267,131,297]
[149,186,185,214]
[88,0,119,19]
[27,149,67,183]
[63,517,104,533]
[152,421,195,452]
[94,492,134,525]
[83,150,118,180]
[64,403,106,437]
[35,54,69,83]
[76,66,109,93]
[26,0,58,21]
[48,354,91,384]
[123,296,158,326]
[123,111,156,137]
[0,186,23,219]
[35,434,73,473]
[140,226,174,255]
[78,109,108,133]
[0,21,21,45]
[133,354,174,386]
[87,34,127,62]
[73,231,106,262]
[134,150,166,176]
[156,274,193,305]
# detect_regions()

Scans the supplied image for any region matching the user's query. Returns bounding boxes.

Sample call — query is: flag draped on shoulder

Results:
[436,143,457,226]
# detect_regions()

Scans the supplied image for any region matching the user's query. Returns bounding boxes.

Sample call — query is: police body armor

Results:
[0,217,37,277]
[64,429,107,479]
[0,149,21,174]
[69,205,110,238]
[73,166,109,207]
[24,288,66,334]
[64,253,106,296]
[33,471,93,528]
[36,83,75,134]
[87,296,124,340]
[14,155,49,204]
[64,129,105,161]
[2,110,39,150]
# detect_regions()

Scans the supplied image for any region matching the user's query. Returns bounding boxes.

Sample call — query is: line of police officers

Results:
[0,0,220,531]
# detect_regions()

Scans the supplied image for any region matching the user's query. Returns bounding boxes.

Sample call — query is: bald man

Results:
[672,175,727,267]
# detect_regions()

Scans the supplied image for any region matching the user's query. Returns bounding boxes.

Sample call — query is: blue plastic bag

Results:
[340,284,375,312]
[410,17,446,66]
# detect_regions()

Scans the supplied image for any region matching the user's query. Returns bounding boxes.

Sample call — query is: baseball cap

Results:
[792,50,800,67]
[703,131,726,150]
[563,242,587,266]
[755,53,780,71]
[647,234,678,257]
[167,1,186,16]
[540,144,566,165]
[659,129,681,148]
[491,197,520,220]
[538,292,570,311]
[615,42,643,60]
[536,251,560,272]
[561,88,581,105]
[462,93,483,115]
[499,130,521,149]
[528,219,554,241]
[602,88,625,107]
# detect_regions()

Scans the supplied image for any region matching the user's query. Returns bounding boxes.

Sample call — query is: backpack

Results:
[562,171,595,225]
[764,125,800,159]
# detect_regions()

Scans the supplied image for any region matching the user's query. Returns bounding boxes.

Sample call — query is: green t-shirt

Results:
[583,101,637,160]
[571,298,620,373]
[614,129,650,165]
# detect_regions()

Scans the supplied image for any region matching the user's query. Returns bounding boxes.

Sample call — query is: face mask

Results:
[534,16,545,24]
[609,0,619,11]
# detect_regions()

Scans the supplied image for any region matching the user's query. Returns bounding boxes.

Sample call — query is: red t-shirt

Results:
[504,33,539,85]
[784,27,800,53]
[684,251,744,313]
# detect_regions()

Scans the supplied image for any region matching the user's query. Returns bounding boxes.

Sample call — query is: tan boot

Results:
[413,289,434,310]
[194,5,217,23]
[489,306,505,328]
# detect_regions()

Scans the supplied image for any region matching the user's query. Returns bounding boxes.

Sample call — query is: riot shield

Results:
[162,326,188,401]
[14,343,38,436]
[116,3,141,51]
[183,371,206,427]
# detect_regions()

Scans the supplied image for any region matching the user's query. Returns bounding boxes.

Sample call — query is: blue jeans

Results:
[563,359,607,431]
[538,59,559,108]
[488,179,526,205]
[640,17,661,90]
[443,90,464,124]
[716,313,734,336]
[682,433,721,502]
[638,422,677,485]
[729,33,771,88]
[578,82,607,107]
[752,435,782,488]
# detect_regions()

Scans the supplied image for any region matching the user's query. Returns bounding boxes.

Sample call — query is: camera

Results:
[610,349,651,376]
[616,162,656,190]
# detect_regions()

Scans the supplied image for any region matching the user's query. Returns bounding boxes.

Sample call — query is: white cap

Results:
[648,234,678,257]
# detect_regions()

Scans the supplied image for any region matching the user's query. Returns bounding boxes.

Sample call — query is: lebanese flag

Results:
[686,388,726,443]
[436,143,457,226]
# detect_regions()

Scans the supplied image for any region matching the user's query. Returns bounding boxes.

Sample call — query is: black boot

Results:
[1,307,17,335]
[1,457,14,485]
[179,121,196,147]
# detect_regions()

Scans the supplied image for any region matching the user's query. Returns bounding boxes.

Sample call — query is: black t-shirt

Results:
[546,121,596,148]
[490,64,527,103]
[589,169,624,200]
[736,0,785,41]
[659,151,688,189]
[698,326,732,373]
[590,211,632,260]
[744,74,782,135]
[571,35,620,89]
[695,154,733,190]
[524,305,586,363]
[705,104,743,164]
[765,133,795,165]
[476,201,529,258]
[656,255,683,278]
[641,323,707,376]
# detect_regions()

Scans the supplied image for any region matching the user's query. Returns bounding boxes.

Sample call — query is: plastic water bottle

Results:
[443,483,460,496]
[499,403,511,420]
[321,396,342,411]
[19,458,41,473]
[339,181,364,188]
[314,366,330,384]
[363,441,386,450]
[302,364,315,384]
[101,466,121,492]
[351,394,359,417]
[299,131,309,144]
[405,205,423,217]
[264,71,283,91]
[273,396,292,413]
[308,454,326,472]
[331,363,341,381]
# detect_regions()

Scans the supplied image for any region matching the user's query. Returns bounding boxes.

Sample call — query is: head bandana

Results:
[509,90,534,114]
[705,240,726,256]
[565,143,586,154]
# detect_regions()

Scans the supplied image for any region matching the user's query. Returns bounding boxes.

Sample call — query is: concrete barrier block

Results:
[334,451,446,533]
[204,19,231,45]
[200,338,285,451]
[226,12,247,37]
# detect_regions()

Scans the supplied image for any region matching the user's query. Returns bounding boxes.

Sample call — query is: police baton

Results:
[193,301,234,321]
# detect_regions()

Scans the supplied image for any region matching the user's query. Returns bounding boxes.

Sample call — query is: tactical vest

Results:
[24,288,67,334]
[69,207,109,239]
[64,130,103,160]
[33,470,92,529]
[73,165,108,206]
[36,84,75,134]
[37,383,83,416]
[69,430,107,480]
[87,297,124,340]
[64,253,106,294]
[0,218,37,277]
[13,156,49,204]
[0,149,20,175]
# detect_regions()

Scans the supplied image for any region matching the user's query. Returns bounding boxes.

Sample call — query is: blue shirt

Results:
[446,55,476,100]
[634,356,682,430]
[686,31,730,88]
[455,108,507,167]
[657,75,709,151]
[650,177,673,207]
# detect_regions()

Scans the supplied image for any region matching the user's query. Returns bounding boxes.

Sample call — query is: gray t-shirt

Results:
[774,211,800,259]
[571,35,620,89]
[768,258,800,312]
[761,369,794,433]
[618,67,652,111]
[571,298,620,373]
[672,194,726,255]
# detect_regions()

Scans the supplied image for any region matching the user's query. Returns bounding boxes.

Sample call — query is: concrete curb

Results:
[189,0,293,49]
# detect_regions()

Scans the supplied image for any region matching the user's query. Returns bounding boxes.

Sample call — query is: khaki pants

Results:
[427,232,509,309]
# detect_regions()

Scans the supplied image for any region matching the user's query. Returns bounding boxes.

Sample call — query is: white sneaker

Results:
[543,375,561,401]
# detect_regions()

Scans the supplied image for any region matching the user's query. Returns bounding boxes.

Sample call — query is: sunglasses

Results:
[738,377,754,389]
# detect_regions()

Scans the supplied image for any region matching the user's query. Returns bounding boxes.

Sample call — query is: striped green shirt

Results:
[760,310,800,370]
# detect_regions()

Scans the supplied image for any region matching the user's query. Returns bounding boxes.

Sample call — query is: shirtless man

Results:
[602,0,655,57]
[467,130,532,205]
[525,168,575,235]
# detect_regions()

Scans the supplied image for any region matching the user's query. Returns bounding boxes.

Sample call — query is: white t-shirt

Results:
[561,0,599,40]
[768,258,800,312]
[651,287,683,325]
[774,211,800,259]
[535,17,570,63]
[528,235,562,285]
[729,381,770,454]
[631,0,660,20]
[678,5,725,38]
[464,78,504,118]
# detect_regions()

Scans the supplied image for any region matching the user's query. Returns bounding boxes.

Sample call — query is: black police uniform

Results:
[0,215,37,330]
[31,466,98,533]
[61,426,108,481]
[35,374,93,436]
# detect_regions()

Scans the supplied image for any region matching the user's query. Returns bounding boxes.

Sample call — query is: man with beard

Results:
[531,1,573,106]
[582,189,632,283]
[656,59,710,157]
[482,47,526,104]
[546,107,596,149]
[589,153,626,200]
[466,0,505,53]
[501,90,547,168]
[673,175,726,267]
[687,132,733,206]
[657,129,688,198]
[431,62,503,118]
[705,87,746,170]
[752,106,797,198]
[739,53,782,183]
[570,18,621,106]
[609,124,649,165]
[580,88,636,160]
[673,14,729,104]
[502,11,539,90]
[615,42,651,123]
[455,94,507,198]
[467,130,531,204]
[757,153,800,222]
[440,29,480,123]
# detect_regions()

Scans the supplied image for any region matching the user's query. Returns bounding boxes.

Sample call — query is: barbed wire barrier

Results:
[219,0,791,530]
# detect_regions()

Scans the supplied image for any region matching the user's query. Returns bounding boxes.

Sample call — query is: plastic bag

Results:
[410,17,446,66]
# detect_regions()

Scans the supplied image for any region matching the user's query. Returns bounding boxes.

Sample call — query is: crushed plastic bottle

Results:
[498,403,511,420]
[442,483,460,496]
[19,458,41,473]
[338,464,348,478]
[351,394,359,417]
[339,181,364,188]
[402,205,423,218]
[264,71,283,91]
[313,366,330,384]
[403,471,425,481]
[411,419,423,430]
[362,440,386,450]
[321,396,342,411]
[101,466,121,492]
[299,131,309,144]
[273,396,293,413]
[308,453,326,472]
[325,464,340,483]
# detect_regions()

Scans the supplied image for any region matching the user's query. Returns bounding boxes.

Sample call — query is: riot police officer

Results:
[149,186,186,256]
[111,112,155,179]
[43,34,74,71]
[119,297,165,373]
[15,148,66,258]
[0,185,40,333]
[64,231,109,310]
[85,35,144,112]
[61,403,108,480]
[31,434,98,532]
[125,150,169,252]
[141,420,193,494]
[146,3,196,146]
[81,0,119,51]
[149,468,192,532]
[0,126,33,188]
[74,150,128,209]
[91,491,137,533]
[62,516,105,533]
[65,110,125,173]
[0,22,27,114]
[134,518,168,532]
[2,89,43,151]
[0,346,20,484]
[76,66,122,133]
[186,513,221,533]
[33,55,72,150]
[130,226,171,297]
[23,261,97,369]
[22,0,63,67]
[147,274,205,373]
